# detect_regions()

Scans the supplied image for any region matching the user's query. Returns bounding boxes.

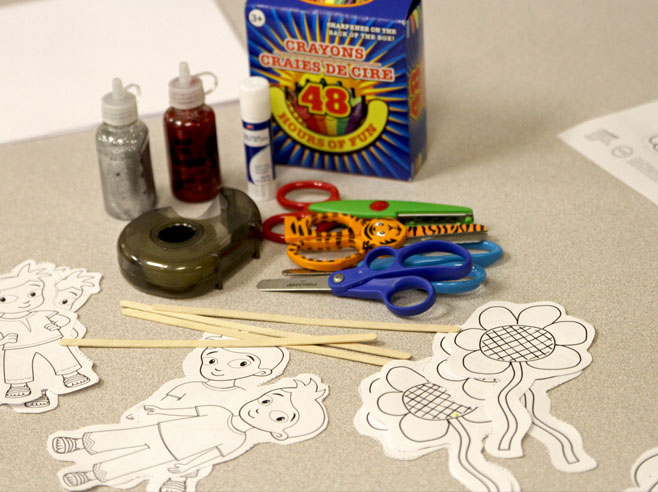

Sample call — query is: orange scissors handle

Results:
[284,213,408,271]
[286,236,365,272]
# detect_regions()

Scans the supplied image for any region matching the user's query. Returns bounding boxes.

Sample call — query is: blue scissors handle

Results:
[330,275,436,317]
[433,263,487,294]
[365,241,501,295]
[401,240,503,268]
[328,241,472,316]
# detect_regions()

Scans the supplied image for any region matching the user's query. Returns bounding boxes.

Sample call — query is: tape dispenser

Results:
[118,187,262,298]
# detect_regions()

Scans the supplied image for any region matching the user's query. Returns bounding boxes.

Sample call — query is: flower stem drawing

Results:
[356,301,597,491]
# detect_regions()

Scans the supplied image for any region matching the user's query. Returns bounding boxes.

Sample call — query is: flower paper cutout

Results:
[378,366,480,444]
[454,304,591,377]
[356,360,519,491]
[445,302,595,458]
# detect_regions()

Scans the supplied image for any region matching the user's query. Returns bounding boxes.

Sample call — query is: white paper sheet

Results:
[0,0,248,145]
[559,100,658,207]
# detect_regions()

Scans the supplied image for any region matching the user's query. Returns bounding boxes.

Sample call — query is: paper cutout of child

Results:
[19,267,101,410]
[51,375,328,490]
[0,262,90,400]
[121,345,288,492]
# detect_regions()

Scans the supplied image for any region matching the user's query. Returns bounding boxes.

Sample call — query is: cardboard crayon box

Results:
[245,0,426,181]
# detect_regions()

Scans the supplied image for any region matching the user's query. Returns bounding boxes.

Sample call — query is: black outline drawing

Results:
[522,373,596,472]
[355,356,519,492]
[435,330,596,472]
[50,374,327,492]
[119,341,290,492]
[355,303,599,492]
[0,260,100,412]
[445,302,594,458]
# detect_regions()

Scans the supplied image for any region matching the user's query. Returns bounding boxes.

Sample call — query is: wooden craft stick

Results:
[146,301,460,333]
[60,332,376,349]
[122,302,412,360]
[121,308,394,366]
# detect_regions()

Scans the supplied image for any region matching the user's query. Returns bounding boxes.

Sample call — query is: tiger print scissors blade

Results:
[258,241,473,317]
[262,180,476,243]
[283,213,487,272]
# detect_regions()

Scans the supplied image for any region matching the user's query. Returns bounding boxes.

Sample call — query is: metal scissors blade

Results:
[258,241,474,317]
[257,277,331,292]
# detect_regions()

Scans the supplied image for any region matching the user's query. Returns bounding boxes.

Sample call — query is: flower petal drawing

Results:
[544,321,588,346]
[526,346,582,371]
[445,301,595,459]
[386,366,425,392]
[454,328,484,351]
[517,305,562,328]
[398,413,449,442]
[463,351,510,375]
[378,392,408,416]
[479,306,516,329]
[355,355,520,491]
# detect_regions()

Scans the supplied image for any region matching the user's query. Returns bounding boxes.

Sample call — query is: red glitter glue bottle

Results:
[164,62,221,202]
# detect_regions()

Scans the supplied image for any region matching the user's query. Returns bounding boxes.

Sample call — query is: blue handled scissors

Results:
[257,240,473,316]
[365,241,503,295]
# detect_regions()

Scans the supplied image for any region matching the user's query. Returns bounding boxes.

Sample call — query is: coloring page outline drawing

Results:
[119,337,290,492]
[356,354,519,492]
[444,301,595,458]
[0,260,101,412]
[49,373,328,492]
[433,330,596,473]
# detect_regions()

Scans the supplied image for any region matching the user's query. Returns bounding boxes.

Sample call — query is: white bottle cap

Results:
[240,76,272,123]
[248,181,276,202]
[101,78,139,126]
[168,61,217,110]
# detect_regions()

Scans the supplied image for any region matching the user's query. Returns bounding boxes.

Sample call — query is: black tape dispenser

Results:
[117,187,262,298]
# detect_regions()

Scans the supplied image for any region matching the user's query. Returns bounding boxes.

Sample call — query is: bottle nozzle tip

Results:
[112,78,125,99]
[179,62,191,86]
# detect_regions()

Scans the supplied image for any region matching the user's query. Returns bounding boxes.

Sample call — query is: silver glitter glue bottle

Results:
[95,78,156,220]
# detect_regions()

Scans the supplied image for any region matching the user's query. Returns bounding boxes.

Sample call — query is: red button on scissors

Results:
[262,181,341,243]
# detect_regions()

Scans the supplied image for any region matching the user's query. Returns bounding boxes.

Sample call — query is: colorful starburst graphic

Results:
[247,5,426,179]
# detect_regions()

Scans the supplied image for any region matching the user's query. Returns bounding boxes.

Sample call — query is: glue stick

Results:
[240,77,276,201]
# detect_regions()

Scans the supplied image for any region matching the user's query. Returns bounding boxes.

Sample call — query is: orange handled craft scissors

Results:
[283,213,488,272]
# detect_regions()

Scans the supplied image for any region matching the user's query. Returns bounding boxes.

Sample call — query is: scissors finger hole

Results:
[364,246,398,270]
[302,247,360,262]
[277,181,340,211]
[283,188,335,207]
[389,288,432,308]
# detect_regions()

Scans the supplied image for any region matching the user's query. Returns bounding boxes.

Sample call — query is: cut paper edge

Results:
[625,446,658,492]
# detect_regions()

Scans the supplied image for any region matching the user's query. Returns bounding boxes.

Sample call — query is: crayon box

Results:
[245,0,426,181]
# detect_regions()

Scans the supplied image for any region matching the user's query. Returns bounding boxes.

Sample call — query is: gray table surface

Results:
[1,1,657,491]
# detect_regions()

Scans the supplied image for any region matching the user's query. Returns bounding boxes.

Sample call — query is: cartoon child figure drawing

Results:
[162,346,287,405]
[122,344,288,492]
[0,262,90,400]
[18,267,101,410]
[51,375,328,490]
[52,268,102,315]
